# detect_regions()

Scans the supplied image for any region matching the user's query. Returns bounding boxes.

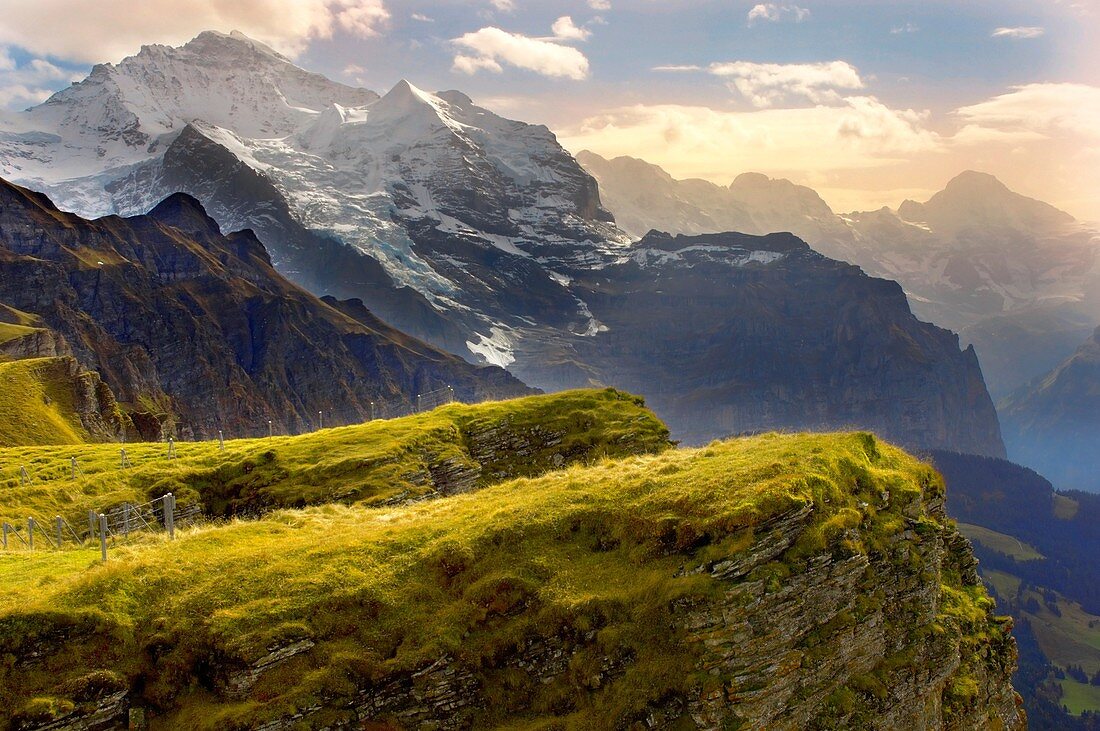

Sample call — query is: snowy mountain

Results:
[580,152,1100,396]
[0,31,1006,452]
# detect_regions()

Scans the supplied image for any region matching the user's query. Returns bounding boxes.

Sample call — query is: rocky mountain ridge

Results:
[0,178,529,438]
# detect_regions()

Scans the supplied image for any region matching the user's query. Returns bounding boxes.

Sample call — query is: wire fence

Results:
[0,492,203,558]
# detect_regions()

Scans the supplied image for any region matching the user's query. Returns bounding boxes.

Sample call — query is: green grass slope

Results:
[958,523,1045,561]
[0,358,91,448]
[0,426,1015,729]
[0,388,670,528]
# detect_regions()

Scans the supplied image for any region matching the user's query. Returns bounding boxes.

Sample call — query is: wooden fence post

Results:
[2,523,7,550]
[27,517,34,550]
[55,516,63,550]
[164,493,175,540]
[99,514,107,563]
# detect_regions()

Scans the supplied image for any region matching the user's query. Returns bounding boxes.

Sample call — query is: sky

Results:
[0,0,1097,218]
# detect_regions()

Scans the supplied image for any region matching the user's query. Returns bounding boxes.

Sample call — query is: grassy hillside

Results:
[958,523,1045,561]
[0,388,670,528]
[0,423,1016,729]
[0,358,91,447]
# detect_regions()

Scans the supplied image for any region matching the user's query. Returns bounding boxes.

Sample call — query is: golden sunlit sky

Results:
[1,0,1097,217]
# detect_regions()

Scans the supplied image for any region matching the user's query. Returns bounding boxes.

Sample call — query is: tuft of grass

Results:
[0,428,988,728]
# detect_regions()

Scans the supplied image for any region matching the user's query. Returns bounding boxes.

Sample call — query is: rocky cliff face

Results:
[512,231,1005,456]
[0,179,530,439]
[0,356,127,445]
[999,326,1100,491]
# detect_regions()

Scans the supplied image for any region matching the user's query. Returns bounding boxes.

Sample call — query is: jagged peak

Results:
[181,30,293,63]
[377,79,443,112]
[147,192,222,237]
[910,169,1075,228]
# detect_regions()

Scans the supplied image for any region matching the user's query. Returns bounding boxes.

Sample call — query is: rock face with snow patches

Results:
[1,31,1005,452]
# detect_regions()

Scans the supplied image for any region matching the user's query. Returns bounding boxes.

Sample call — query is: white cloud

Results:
[589,0,611,8]
[747,3,810,26]
[835,96,938,153]
[489,0,515,11]
[334,1,389,36]
[452,26,589,80]
[551,16,591,42]
[0,49,80,109]
[560,97,940,182]
[0,0,390,63]
[955,83,1100,141]
[709,60,864,107]
[991,26,1044,39]
[453,53,504,74]
[890,22,919,34]
[411,12,433,22]
[652,65,704,72]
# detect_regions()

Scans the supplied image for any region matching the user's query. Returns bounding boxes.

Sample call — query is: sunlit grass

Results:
[0,388,671,527]
[0,428,954,727]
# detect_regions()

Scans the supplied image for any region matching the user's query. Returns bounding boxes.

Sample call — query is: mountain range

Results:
[0,178,527,438]
[579,152,1100,400]
[0,30,1005,454]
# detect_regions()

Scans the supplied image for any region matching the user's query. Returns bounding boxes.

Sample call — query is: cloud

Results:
[652,65,704,72]
[955,83,1100,141]
[560,96,940,180]
[589,0,611,8]
[551,16,591,42]
[890,22,919,34]
[708,60,864,107]
[747,4,810,26]
[991,26,1044,39]
[0,49,80,109]
[452,25,590,79]
[835,96,938,153]
[489,0,515,11]
[0,0,390,63]
[411,12,433,22]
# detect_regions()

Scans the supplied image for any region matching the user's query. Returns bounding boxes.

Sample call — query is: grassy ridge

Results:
[958,522,1045,561]
[0,426,980,728]
[0,387,670,527]
[0,358,88,448]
